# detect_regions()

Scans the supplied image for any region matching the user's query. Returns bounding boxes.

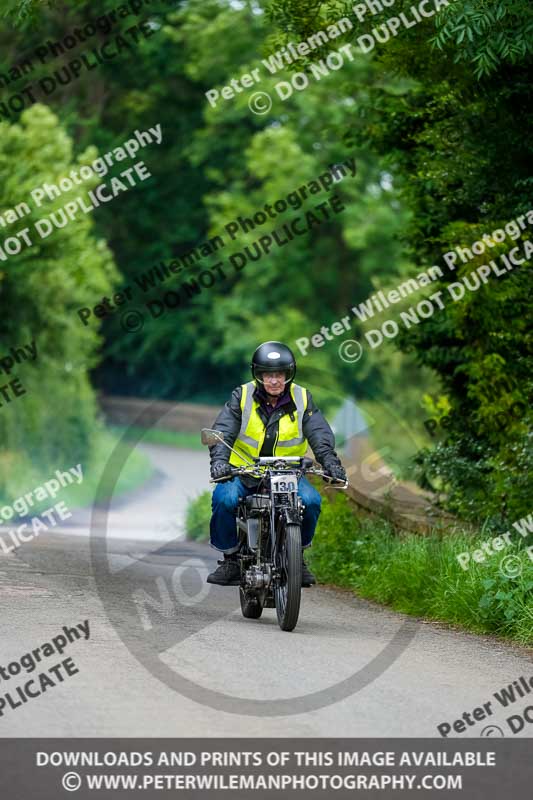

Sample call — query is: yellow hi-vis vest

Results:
[229,381,308,467]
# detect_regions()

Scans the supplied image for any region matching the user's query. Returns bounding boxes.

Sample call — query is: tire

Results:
[274,523,302,632]
[239,587,263,619]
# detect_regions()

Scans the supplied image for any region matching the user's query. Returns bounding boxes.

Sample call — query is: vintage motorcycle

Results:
[201,428,348,632]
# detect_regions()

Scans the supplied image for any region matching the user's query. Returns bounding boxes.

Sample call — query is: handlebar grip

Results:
[210,467,236,482]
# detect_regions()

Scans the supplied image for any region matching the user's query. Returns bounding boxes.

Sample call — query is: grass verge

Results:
[109,425,203,450]
[0,427,153,520]
[184,490,532,645]
[309,493,532,646]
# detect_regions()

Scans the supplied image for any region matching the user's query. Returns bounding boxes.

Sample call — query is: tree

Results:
[0,104,117,492]
[267,0,533,525]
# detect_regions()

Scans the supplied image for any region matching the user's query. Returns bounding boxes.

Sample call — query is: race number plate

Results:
[271,473,298,493]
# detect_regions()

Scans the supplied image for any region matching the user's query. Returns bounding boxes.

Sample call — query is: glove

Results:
[323,459,346,481]
[211,461,233,480]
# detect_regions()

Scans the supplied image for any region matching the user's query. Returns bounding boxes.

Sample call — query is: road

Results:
[0,443,531,737]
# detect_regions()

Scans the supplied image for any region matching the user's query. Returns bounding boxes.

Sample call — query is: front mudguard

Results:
[279,506,301,526]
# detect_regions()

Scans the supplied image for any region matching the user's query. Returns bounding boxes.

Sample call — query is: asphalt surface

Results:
[1,443,531,737]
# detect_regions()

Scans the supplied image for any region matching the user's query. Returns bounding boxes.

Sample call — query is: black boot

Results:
[207,553,240,586]
[301,553,316,587]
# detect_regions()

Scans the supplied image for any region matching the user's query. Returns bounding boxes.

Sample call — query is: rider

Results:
[206,341,346,587]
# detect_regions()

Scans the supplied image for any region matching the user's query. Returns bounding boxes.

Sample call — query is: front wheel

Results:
[274,523,302,631]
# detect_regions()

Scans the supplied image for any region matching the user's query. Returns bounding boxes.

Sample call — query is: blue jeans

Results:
[210,476,322,554]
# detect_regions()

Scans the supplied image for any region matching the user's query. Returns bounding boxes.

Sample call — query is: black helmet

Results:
[251,341,296,386]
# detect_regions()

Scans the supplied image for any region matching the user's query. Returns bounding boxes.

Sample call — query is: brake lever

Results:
[323,477,349,489]
[316,471,349,489]
[210,467,264,484]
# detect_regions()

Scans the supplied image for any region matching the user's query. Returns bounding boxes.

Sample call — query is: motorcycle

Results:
[201,428,348,631]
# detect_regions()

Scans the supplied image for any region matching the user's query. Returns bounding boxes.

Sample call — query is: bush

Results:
[185,490,211,541]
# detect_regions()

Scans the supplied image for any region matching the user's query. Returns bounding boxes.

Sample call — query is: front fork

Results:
[271,496,304,581]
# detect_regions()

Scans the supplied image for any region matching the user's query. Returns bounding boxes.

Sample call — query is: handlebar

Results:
[210,459,348,490]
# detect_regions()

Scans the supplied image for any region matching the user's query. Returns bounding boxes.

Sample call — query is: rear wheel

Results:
[274,523,302,631]
[239,587,263,619]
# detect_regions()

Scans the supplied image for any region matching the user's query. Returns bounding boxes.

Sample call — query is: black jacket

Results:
[209,383,342,481]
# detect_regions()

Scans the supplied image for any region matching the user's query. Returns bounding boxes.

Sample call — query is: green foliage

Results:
[185,490,211,541]
[414,429,533,525]
[432,0,533,77]
[270,0,533,78]
[167,0,433,411]
[0,104,117,491]
[1,0,56,25]
[268,0,533,525]
[0,0,424,408]
[308,493,533,644]
[0,0,438,420]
